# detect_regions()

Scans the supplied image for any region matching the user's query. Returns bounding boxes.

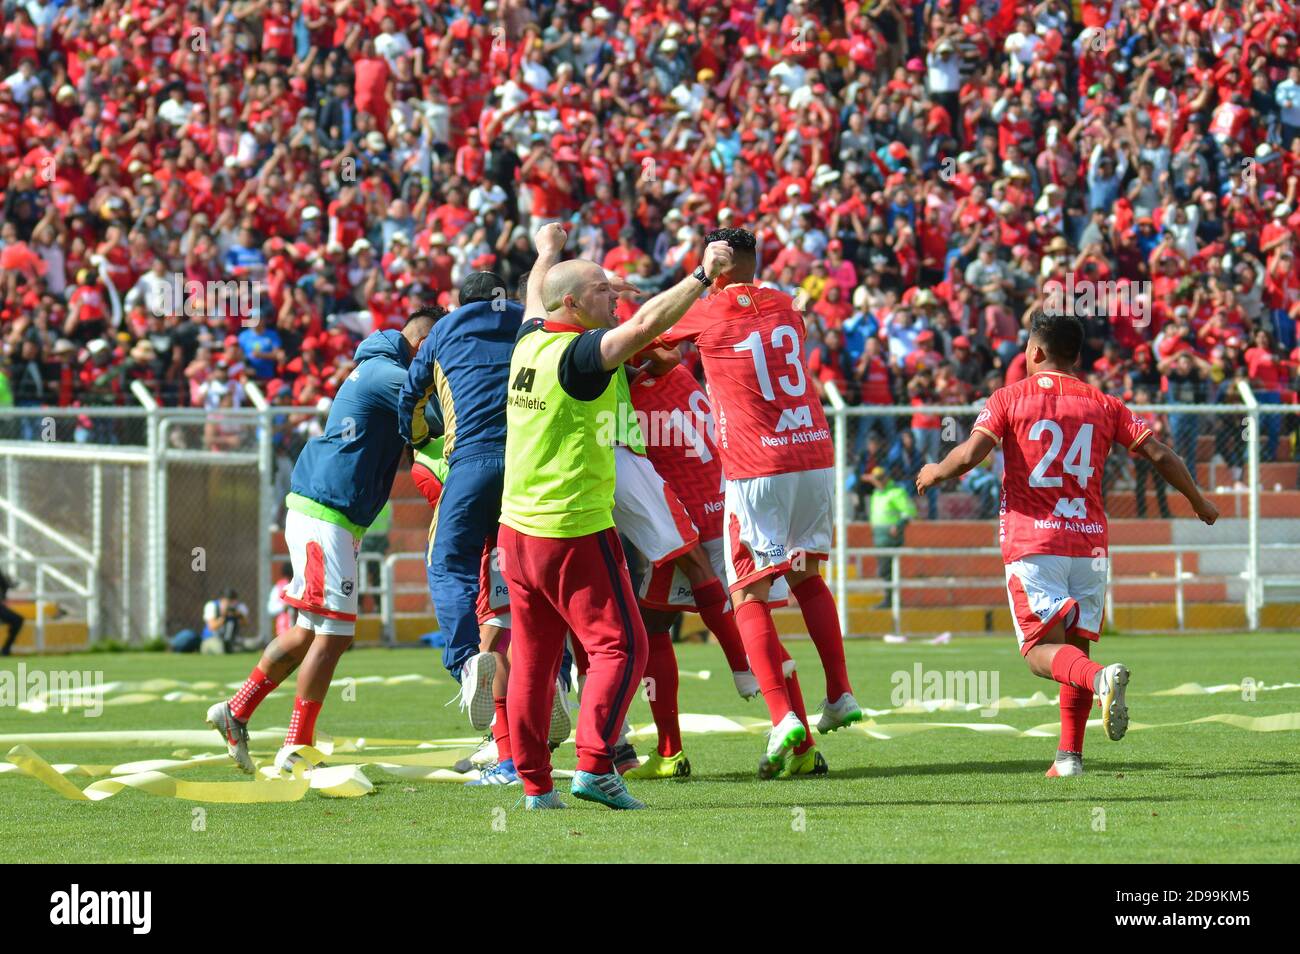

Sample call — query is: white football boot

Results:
[206,701,254,774]
[816,692,864,734]
[1095,663,1130,741]
[758,711,807,779]
[459,652,497,731]
[548,678,572,747]
[1046,752,1084,777]
[732,670,760,700]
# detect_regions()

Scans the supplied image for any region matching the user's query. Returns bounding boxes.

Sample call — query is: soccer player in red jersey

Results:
[917,312,1219,777]
[620,347,826,779]
[662,228,861,778]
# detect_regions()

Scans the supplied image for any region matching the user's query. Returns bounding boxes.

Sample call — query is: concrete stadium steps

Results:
[15,620,89,651]
[763,602,1295,637]
[1194,461,1295,487]
[10,601,63,621]
[394,591,432,613]
[390,500,432,527]
[838,581,1227,608]
[392,560,430,584]
[1119,490,1300,519]
[895,519,1176,547]
[895,549,1203,578]
[1192,434,1294,464]
[390,470,420,498]
[260,467,1300,634]
[271,524,429,558]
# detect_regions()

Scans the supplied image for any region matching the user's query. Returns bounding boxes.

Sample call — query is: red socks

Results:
[1059,684,1093,754]
[643,631,682,757]
[692,578,749,674]
[733,599,791,723]
[285,696,322,746]
[492,696,512,763]
[780,647,814,754]
[790,576,852,701]
[229,667,278,722]
[1050,644,1103,691]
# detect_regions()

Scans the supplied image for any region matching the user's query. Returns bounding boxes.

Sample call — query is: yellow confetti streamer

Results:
[6,745,310,803]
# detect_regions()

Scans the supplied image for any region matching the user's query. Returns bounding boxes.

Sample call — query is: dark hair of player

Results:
[460,271,506,305]
[1028,311,1083,366]
[703,227,757,280]
[405,304,447,330]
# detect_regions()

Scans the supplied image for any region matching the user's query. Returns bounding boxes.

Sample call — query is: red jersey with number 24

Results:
[629,364,725,541]
[662,283,834,479]
[973,371,1153,562]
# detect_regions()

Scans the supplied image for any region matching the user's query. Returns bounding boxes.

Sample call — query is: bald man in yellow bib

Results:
[498,223,734,810]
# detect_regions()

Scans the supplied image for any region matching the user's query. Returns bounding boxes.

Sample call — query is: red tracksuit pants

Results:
[498,523,647,796]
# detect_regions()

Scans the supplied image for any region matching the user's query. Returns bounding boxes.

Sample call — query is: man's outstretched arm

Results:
[916,430,998,493]
[1135,437,1218,524]
[596,241,733,370]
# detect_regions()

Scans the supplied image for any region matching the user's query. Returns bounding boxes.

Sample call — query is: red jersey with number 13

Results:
[662,284,834,479]
[973,370,1153,562]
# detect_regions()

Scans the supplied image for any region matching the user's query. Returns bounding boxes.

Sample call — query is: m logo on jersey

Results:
[774,404,814,432]
[1052,497,1087,519]
[736,294,751,306]
[511,367,536,392]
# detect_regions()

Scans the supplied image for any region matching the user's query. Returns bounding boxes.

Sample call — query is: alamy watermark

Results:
[1043,273,1151,328]
[596,403,717,459]
[890,663,1001,717]
[147,275,266,323]
[49,884,151,934]
[0,663,105,717]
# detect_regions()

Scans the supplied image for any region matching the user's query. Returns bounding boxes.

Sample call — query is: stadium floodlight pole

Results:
[89,461,102,644]
[156,419,174,640]
[131,381,162,642]
[823,380,849,635]
[1236,378,1260,631]
[121,463,131,642]
[891,553,902,633]
[4,454,15,585]
[245,381,275,650]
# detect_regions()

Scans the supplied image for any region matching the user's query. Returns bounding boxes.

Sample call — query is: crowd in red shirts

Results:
[0,0,1297,464]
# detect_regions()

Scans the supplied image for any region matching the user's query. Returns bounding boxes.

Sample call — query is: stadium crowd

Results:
[0,0,1296,478]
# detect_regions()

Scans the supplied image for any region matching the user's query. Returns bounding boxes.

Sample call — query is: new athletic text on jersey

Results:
[973,370,1153,562]
[628,363,725,541]
[662,284,834,479]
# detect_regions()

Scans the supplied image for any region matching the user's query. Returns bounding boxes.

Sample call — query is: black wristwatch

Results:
[692,265,713,287]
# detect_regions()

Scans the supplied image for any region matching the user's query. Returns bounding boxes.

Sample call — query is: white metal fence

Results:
[0,383,324,650]
[0,380,1294,649]
[822,380,1298,635]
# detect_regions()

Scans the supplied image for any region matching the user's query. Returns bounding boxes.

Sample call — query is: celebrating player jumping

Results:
[207,308,443,775]
[917,312,1219,777]
[663,228,862,778]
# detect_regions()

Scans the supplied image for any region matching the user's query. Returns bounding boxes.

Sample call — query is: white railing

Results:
[0,388,1287,646]
[817,389,1282,633]
[841,542,1300,635]
[0,397,326,647]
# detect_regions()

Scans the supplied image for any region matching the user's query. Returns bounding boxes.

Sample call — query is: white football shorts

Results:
[282,508,362,636]
[1004,553,1106,655]
[722,467,833,593]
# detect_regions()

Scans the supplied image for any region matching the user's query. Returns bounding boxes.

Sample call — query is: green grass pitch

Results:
[1,633,1297,863]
